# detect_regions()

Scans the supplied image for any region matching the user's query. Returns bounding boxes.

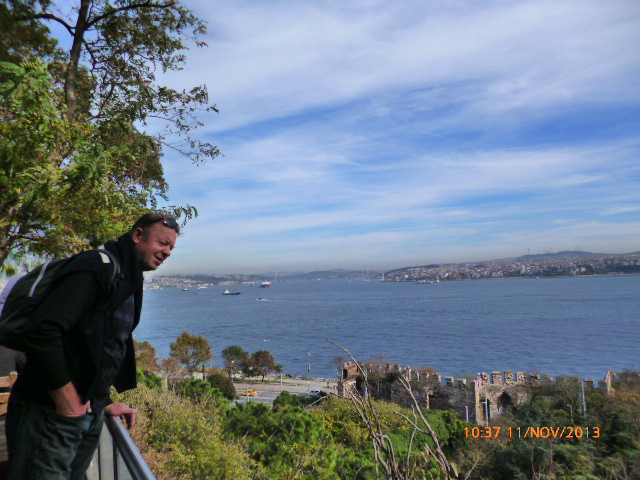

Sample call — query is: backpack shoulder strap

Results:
[62,249,121,294]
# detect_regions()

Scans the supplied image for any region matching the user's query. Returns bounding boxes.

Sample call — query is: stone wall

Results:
[337,363,618,424]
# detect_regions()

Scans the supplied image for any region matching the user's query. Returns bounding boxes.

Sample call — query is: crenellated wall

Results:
[337,363,618,424]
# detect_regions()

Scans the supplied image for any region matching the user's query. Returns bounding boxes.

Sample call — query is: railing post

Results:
[85,416,156,480]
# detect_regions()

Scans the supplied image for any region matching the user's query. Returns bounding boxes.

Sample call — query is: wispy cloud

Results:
[167,0,640,132]
[155,0,640,274]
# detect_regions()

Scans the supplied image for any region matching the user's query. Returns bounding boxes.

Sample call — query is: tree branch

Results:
[86,1,177,29]
[64,0,91,122]
[396,374,457,477]
[405,408,418,472]
[83,39,99,72]
[15,13,74,36]
[328,339,404,479]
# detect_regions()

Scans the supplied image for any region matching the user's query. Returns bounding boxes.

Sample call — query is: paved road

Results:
[232,376,339,406]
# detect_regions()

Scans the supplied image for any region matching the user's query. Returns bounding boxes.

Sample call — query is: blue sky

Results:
[134,1,639,273]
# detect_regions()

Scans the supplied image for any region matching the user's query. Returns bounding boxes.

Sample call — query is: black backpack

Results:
[0,250,121,351]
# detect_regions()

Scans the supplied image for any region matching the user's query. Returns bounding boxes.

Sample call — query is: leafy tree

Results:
[224,402,339,479]
[133,338,159,373]
[221,345,249,378]
[332,355,347,376]
[613,369,640,389]
[272,391,302,409]
[243,350,282,381]
[169,331,213,374]
[0,0,218,271]
[159,356,185,379]
[0,60,71,270]
[366,354,391,376]
[175,378,229,410]
[0,1,62,65]
[237,394,376,479]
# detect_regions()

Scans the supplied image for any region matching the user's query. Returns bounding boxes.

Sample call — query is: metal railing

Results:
[84,416,156,480]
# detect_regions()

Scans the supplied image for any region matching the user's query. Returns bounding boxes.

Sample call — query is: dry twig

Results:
[328,339,457,479]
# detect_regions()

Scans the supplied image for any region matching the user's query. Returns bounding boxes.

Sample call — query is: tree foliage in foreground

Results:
[116,385,255,480]
[0,0,219,272]
[123,373,640,479]
[453,373,640,479]
[121,336,640,479]
[224,402,340,480]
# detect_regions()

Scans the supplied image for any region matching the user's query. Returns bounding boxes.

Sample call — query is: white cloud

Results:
[601,206,640,215]
[152,0,640,273]
[161,0,640,134]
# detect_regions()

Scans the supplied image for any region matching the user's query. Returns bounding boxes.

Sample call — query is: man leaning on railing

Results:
[2,213,179,480]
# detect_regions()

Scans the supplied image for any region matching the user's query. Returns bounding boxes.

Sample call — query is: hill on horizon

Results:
[513,250,640,261]
[382,250,640,275]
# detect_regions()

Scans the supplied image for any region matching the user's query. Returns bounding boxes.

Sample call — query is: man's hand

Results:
[49,382,90,417]
[105,402,138,429]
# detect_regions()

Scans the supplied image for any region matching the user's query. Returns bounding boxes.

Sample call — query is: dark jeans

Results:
[5,397,104,480]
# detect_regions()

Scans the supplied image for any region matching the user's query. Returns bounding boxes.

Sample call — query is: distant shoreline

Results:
[141,272,640,290]
[387,272,640,282]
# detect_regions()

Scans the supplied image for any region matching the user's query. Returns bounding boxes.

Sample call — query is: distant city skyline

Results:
[153,248,640,277]
[55,1,640,275]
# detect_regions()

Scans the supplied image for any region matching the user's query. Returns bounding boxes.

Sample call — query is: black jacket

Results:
[12,234,143,410]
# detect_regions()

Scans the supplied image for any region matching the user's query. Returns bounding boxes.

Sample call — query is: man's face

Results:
[132,222,178,271]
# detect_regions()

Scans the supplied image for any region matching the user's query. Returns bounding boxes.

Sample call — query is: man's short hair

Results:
[129,213,181,236]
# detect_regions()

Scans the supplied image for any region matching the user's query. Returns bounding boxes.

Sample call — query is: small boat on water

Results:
[260,281,271,288]
[223,289,241,295]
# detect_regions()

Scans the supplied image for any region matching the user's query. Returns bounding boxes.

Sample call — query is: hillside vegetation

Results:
[116,370,640,479]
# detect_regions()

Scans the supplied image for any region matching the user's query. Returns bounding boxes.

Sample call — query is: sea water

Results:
[136,275,639,380]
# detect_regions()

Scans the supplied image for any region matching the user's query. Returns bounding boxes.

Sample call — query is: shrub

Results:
[207,372,236,400]
[115,386,256,480]
[224,402,339,479]
[174,378,231,414]
[272,390,325,410]
[137,368,163,390]
[312,396,465,478]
